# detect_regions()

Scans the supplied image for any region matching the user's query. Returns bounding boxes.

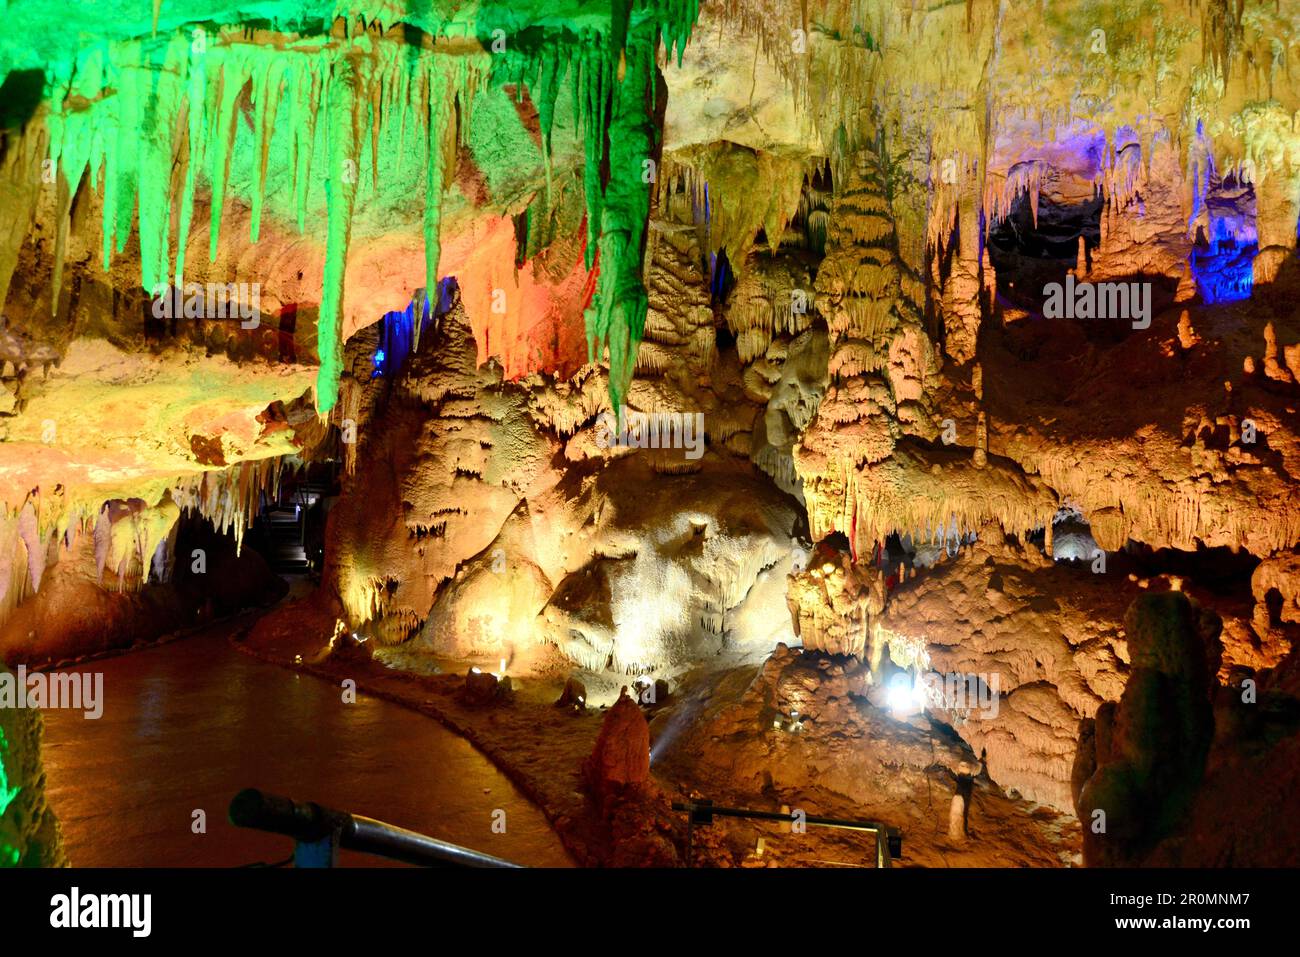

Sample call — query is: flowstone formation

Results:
[320,287,801,677]
[877,532,1135,811]
[787,539,887,659]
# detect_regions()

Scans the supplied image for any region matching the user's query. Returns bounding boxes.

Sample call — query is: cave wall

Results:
[0,671,63,866]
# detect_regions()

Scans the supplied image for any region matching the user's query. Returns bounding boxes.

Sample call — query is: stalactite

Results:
[419,63,452,358]
[32,5,700,417]
[317,55,361,417]
[584,16,660,417]
[96,496,182,589]
[248,58,286,245]
[40,28,490,415]
[662,149,807,274]
[983,160,1046,233]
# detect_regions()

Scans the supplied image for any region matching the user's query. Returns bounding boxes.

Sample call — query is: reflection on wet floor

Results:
[40,629,572,867]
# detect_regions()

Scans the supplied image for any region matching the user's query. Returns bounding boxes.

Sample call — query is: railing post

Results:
[671,798,899,868]
[294,830,340,868]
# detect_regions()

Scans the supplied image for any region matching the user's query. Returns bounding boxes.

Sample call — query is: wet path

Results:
[39,628,572,867]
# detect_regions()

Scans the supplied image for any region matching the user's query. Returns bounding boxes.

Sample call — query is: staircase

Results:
[263,504,308,573]
[260,480,329,575]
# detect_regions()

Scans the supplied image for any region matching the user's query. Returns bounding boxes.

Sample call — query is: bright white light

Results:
[886,673,922,715]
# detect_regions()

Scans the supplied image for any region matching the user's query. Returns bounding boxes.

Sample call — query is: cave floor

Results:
[239,595,1082,867]
[38,621,573,867]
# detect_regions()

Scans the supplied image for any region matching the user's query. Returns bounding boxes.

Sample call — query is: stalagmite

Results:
[948,791,966,842]
[948,765,978,843]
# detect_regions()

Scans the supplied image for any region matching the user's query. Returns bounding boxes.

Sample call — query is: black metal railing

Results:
[672,799,902,867]
[229,788,521,868]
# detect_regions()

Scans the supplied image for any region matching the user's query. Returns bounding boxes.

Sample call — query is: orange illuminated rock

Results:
[582,689,651,808]
[786,542,886,659]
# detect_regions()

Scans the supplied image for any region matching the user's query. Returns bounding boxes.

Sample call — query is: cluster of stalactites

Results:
[982,159,1046,233]
[42,26,483,414]
[489,3,701,415]
[171,455,297,553]
[0,455,298,623]
[659,150,809,275]
[801,455,1059,568]
[31,2,704,418]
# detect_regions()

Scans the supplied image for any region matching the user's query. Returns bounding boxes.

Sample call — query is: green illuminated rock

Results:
[0,681,65,867]
[15,1,700,413]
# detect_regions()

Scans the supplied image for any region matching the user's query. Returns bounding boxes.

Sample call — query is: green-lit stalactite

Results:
[34,2,700,414]
[586,17,659,415]
[41,32,473,413]
[493,2,697,412]
[421,64,451,357]
[174,33,207,288]
[317,55,359,415]
[249,58,286,245]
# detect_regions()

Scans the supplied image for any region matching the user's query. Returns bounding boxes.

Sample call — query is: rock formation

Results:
[583,689,651,811]
[1072,592,1220,866]
[0,671,63,866]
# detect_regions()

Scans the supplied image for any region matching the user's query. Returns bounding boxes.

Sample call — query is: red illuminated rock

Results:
[582,689,651,808]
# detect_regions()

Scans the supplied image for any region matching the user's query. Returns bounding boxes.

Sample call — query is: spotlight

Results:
[886,672,921,715]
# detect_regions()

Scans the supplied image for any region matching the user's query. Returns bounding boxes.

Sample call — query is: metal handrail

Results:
[229,788,522,868]
[672,799,902,867]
